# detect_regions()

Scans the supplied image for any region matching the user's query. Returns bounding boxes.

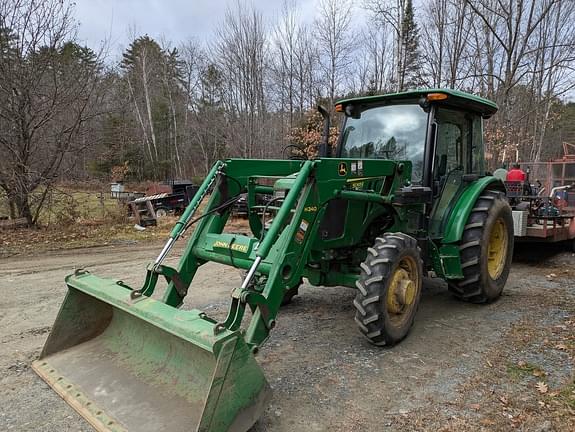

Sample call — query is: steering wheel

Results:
[282,144,307,160]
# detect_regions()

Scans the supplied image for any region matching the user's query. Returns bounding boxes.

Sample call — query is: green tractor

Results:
[33,89,514,431]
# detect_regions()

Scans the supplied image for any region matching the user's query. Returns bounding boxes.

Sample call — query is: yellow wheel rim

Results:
[487,217,508,279]
[386,256,420,326]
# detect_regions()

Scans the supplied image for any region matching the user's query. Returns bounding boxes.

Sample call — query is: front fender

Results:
[442,176,505,244]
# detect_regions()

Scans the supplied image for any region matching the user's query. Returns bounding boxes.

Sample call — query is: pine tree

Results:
[399,0,424,91]
[199,64,225,108]
[120,36,185,178]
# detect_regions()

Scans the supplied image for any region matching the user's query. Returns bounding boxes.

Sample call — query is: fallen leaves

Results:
[479,418,496,426]
[536,381,548,394]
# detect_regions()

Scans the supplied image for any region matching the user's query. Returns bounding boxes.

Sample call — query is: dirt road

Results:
[1,242,574,431]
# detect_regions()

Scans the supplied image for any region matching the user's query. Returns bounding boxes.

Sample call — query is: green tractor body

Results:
[33,89,514,431]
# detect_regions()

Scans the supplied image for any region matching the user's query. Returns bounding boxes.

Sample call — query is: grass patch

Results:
[506,361,546,380]
[1,185,252,256]
[35,187,126,225]
[557,379,575,410]
[0,217,176,257]
[0,185,126,226]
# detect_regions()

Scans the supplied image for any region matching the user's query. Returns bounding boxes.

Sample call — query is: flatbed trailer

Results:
[514,215,575,247]
[523,217,575,242]
[511,195,575,249]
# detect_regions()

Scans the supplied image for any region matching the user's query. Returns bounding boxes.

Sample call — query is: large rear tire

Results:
[354,233,423,346]
[448,190,514,303]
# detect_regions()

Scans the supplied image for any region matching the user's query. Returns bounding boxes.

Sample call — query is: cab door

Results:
[429,108,476,238]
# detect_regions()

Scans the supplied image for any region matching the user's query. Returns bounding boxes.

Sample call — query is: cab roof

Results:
[336,88,498,118]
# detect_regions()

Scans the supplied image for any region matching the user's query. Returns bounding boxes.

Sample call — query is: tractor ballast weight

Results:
[34,89,514,431]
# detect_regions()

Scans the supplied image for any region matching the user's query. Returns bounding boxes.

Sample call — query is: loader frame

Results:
[130,157,422,351]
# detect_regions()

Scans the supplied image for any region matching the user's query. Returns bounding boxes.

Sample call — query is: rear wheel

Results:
[448,190,514,303]
[354,233,423,346]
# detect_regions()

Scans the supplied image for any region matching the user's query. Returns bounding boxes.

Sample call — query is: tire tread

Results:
[354,233,422,346]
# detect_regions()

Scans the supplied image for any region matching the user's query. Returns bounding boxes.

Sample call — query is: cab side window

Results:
[433,108,472,183]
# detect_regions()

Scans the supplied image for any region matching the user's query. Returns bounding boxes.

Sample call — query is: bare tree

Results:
[293,24,320,112]
[0,0,104,225]
[364,20,394,93]
[272,0,299,129]
[421,0,473,88]
[5,0,571,193]
[160,39,185,178]
[179,39,204,175]
[465,0,575,163]
[527,0,575,161]
[214,1,268,158]
[315,0,355,106]
[365,0,406,90]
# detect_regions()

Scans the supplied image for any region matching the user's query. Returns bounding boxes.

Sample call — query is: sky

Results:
[72,1,574,101]
[74,0,322,59]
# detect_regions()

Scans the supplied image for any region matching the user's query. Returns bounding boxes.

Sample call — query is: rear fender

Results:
[442,176,505,244]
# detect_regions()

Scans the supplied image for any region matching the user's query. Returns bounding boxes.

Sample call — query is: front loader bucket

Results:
[32,272,271,432]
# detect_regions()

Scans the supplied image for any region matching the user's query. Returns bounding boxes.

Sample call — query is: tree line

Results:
[1,0,574,225]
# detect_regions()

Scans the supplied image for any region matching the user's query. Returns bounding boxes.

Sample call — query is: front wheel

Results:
[448,190,514,303]
[354,233,423,346]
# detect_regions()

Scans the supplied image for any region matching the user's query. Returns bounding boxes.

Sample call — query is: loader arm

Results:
[126,157,412,350]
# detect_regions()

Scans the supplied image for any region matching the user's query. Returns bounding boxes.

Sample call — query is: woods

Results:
[1,0,575,225]
[0,1,106,225]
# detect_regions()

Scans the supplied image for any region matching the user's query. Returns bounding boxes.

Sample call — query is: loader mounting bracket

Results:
[130,264,189,301]
[214,288,274,337]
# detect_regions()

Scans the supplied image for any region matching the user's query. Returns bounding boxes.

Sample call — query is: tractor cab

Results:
[334,89,499,239]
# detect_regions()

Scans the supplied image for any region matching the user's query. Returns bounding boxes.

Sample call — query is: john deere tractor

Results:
[33,89,514,431]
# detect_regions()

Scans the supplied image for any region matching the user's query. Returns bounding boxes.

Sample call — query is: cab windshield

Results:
[340,104,428,183]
